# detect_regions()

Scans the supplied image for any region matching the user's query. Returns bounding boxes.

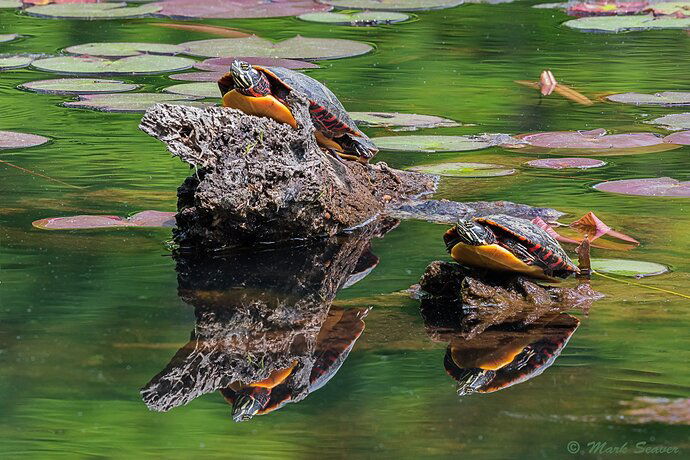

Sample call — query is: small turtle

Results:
[445,313,580,395]
[218,60,378,162]
[443,214,578,280]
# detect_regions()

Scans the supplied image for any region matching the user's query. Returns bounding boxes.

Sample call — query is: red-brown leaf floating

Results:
[663,131,690,145]
[0,131,50,149]
[594,177,690,197]
[525,158,606,169]
[148,22,251,38]
[566,1,648,16]
[532,217,582,245]
[193,56,318,72]
[32,210,175,230]
[539,69,557,96]
[532,213,639,251]
[152,0,331,19]
[569,211,639,244]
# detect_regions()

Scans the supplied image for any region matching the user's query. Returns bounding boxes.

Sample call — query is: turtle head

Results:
[444,220,494,251]
[231,393,264,423]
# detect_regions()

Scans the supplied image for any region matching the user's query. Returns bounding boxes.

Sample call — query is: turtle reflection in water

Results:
[221,307,368,422]
[444,313,580,395]
[218,60,378,162]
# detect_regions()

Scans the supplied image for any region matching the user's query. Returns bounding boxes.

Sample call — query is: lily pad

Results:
[0,34,18,43]
[564,15,690,33]
[181,35,372,60]
[647,1,690,16]
[0,0,20,7]
[169,71,225,82]
[163,82,218,98]
[19,78,139,94]
[373,135,492,153]
[317,0,464,11]
[566,1,648,16]
[194,56,318,72]
[63,93,206,113]
[407,162,516,177]
[152,0,331,19]
[32,55,195,75]
[0,131,50,150]
[591,258,669,278]
[663,131,690,145]
[26,2,161,19]
[298,11,409,25]
[532,3,567,8]
[351,112,459,130]
[525,158,607,169]
[594,177,690,197]
[650,113,690,130]
[0,56,34,70]
[33,210,176,230]
[607,91,690,106]
[64,42,186,58]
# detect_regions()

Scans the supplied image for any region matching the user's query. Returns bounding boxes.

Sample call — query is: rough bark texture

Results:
[139,99,436,249]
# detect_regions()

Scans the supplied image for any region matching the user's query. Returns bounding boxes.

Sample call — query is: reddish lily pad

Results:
[63,93,207,113]
[0,131,50,150]
[298,11,409,25]
[163,82,218,98]
[0,56,34,70]
[0,34,18,43]
[64,42,186,58]
[194,56,318,72]
[407,162,516,177]
[564,15,690,32]
[33,210,176,230]
[594,177,690,197]
[607,91,690,106]
[373,135,492,153]
[19,78,139,94]
[663,131,690,144]
[650,113,690,130]
[525,158,607,169]
[317,0,464,11]
[32,55,195,75]
[566,1,648,16]
[591,258,669,278]
[351,112,459,131]
[26,2,161,19]
[152,0,331,19]
[169,71,225,82]
[181,35,372,60]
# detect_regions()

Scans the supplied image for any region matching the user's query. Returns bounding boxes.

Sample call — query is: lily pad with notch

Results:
[19,78,140,94]
[64,42,187,58]
[373,135,492,153]
[298,11,409,25]
[593,177,690,197]
[407,162,516,177]
[32,55,195,75]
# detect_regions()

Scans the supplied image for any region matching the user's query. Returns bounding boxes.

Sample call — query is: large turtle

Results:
[218,60,378,162]
[444,313,580,395]
[443,214,578,280]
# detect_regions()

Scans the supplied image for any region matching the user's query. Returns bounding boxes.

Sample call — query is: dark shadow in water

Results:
[141,219,397,421]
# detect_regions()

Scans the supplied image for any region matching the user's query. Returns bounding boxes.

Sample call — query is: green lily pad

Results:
[298,11,409,25]
[63,93,209,113]
[181,35,372,60]
[650,113,690,130]
[564,15,690,33]
[0,34,18,43]
[607,92,690,106]
[592,258,669,278]
[0,56,33,70]
[407,162,516,177]
[0,131,50,149]
[373,135,492,153]
[317,0,463,11]
[0,0,20,8]
[163,82,218,98]
[647,1,690,15]
[26,3,161,19]
[32,55,195,75]
[351,112,459,131]
[532,2,567,8]
[64,42,187,58]
[19,78,140,94]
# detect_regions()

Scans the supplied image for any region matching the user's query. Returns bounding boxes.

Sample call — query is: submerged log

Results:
[140,97,436,249]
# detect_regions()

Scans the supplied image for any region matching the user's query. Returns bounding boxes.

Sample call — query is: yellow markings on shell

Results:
[450,243,551,280]
[222,89,298,129]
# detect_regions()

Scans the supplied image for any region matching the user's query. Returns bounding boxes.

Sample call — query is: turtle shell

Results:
[476,214,578,277]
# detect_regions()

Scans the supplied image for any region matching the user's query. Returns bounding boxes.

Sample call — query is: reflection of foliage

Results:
[621,397,690,426]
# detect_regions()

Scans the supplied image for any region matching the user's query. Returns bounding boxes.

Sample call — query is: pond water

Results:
[1,2,690,458]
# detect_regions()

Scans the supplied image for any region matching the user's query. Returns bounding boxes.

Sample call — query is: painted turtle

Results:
[218,60,378,162]
[220,308,368,422]
[443,214,578,280]
[444,313,580,395]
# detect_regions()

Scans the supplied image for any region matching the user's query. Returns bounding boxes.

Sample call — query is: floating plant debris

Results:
[64,42,187,58]
[163,82,218,98]
[564,15,690,33]
[169,71,225,82]
[532,212,639,250]
[181,35,372,60]
[151,0,331,19]
[407,162,516,177]
[594,177,690,197]
[19,78,140,94]
[148,23,251,38]
[516,72,594,106]
[0,34,18,43]
[63,93,208,113]
[607,91,690,106]
[0,131,50,149]
[373,135,492,152]
[193,56,318,72]
[298,11,409,25]
[317,0,463,11]
[525,158,606,169]
[32,55,195,75]
[650,113,690,130]
[0,56,34,70]
[32,210,176,230]
[663,131,690,144]
[591,258,669,278]
[351,112,459,130]
[570,212,639,245]
[26,2,161,19]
